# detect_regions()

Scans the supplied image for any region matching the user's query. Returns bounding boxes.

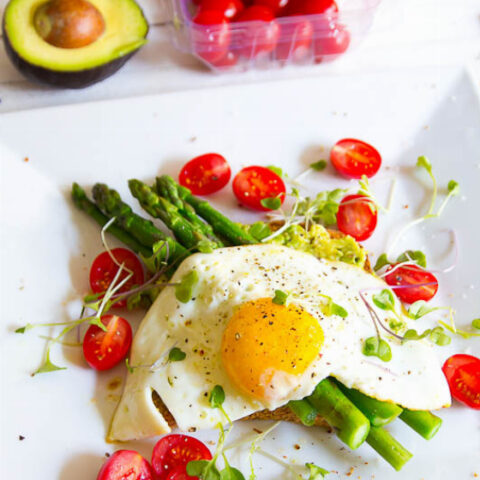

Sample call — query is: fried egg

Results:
[109,245,450,441]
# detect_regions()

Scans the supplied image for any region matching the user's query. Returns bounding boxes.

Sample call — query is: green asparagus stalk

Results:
[333,379,403,427]
[129,179,219,252]
[366,426,413,471]
[71,183,152,258]
[306,379,370,450]
[288,399,318,427]
[155,177,224,245]
[158,175,257,246]
[399,409,442,440]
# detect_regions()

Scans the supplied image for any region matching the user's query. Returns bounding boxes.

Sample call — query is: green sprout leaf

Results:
[372,289,395,311]
[472,319,480,330]
[396,250,427,268]
[306,463,330,479]
[34,348,66,375]
[319,294,348,318]
[220,455,246,480]
[402,329,431,342]
[175,270,199,303]
[140,240,169,273]
[272,290,289,306]
[309,160,327,171]
[374,253,390,272]
[209,385,226,409]
[388,318,405,332]
[15,323,34,334]
[295,188,347,227]
[429,327,451,346]
[168,347,186,362]
[197,239,215,254]
[260,196,282,211]
[447,180,460,196]
[125,358,135,374]
[248,222,272,241]
[363,337,392,362]
[187,460,221,480]
[331,303,348,318]
[416,155,432,172]
[267,165,284,178]
[408,300,438,320]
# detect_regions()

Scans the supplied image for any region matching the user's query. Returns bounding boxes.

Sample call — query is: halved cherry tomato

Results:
[314,24,350,62]
[276,17,313,62]
[442,354,480,410]
[234,6,280,57]
[97,450,154,480]
[199,0,245,20]
[152,434,212,480]
[330,138,382,179]
[232,165,286,211]
[89,248,144,308]
[336,194,377,241]
[179,153,231,195]
[384,264,438,304]
[166,466,196,480]
[83,315,132,370]
[192,10,231,64]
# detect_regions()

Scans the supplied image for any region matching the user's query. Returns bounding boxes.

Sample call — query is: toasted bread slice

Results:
[150,226,370,431]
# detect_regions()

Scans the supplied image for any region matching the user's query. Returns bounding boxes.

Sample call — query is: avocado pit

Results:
[34,0,105,49]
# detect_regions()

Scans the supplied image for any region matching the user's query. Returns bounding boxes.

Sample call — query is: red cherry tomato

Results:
[192,10,231,64]
[152,435,212,480]
[276,17,313,62]
[232,165,286,211]
[336,194,377,241]
[179,153,231,195]
[89,248,145,308]
[330,138,382,179]
[384,264,438,304]
[254,0,289,15]
[314,24,350,62]
[234,6,280,57]
[199,0,245,20]
[289,0,338,16]
[442,354,480,410]
[166,466,197,480]
[83,315,132,370]
[97,450,154,480]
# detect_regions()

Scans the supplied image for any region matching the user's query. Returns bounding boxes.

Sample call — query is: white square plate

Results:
[1,66,479,479]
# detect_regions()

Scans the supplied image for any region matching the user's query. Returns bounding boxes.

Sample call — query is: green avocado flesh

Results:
[3,0,148,72]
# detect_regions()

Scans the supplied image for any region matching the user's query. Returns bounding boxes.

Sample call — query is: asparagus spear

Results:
[333,378,403,427]
[129,179,219,252]
[71,183,152,258]
[157,175,257,246]
[307,379,370,450]
[366,426,413,471]
[399,409,442,440]
[155,177,224,245]
[288,399,318,427]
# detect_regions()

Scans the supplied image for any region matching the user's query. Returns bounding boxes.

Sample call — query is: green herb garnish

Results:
[306,463,330,479]
[472,319,480,330]
[168,347,186,362]
[272,290,289,306]
[363,337,392,362]
[319,294,348,318]
[260,196,282,210]
[175,270,199,303]
[309,160,327,171]
[396,250,427,268]
[372,289,395,311]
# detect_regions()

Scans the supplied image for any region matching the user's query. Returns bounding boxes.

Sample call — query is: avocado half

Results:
[2,0,149,88]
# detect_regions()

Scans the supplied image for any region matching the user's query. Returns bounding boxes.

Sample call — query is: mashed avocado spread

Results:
[249,223,366,268]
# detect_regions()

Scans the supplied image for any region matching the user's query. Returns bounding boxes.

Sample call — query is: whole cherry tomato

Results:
[89,248,144,308]
[330,138,382,179]
[254,0,289,15]
[179,153,231,195]
[83,314,132,370]
[199,0,244,20]
[232,165,286,211]
[152,434,212,480]
[276,16,313,62]
[192,10,231,64]
[336,194,377,241]
[442,354,480,410]
[288,0,338,16]
[97,450,154,480]
[234,6,280,57]
[384,264,438,304]
[314,23,350,62]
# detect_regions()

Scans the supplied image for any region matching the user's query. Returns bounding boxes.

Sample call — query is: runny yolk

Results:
[221,298,324,402]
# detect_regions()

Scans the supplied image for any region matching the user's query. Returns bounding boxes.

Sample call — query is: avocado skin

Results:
[2,16,148,89]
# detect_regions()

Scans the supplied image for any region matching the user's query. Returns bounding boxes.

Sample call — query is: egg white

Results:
[109,245,450,441]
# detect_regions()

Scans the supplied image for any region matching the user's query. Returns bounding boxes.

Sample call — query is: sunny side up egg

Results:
[109,245,450,442]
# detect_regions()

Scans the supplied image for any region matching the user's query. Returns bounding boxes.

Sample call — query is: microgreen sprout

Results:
[272,290,290,306]
[472,319,480,330]
[260,196,283,211]
[168,347,186,362]
[358,175,388,213]
[318,294,348,318]
[363,336,392,362]
[247,222,272,241]
[309,160,327,172]
[209,385,231,424]
[175,269,199,303]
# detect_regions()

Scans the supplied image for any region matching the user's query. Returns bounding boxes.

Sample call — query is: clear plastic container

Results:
[166,0,382,72]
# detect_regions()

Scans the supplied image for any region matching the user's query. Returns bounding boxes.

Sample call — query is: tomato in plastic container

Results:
[166,0,381,72]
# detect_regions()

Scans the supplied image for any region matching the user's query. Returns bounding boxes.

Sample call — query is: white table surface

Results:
[0,0,479,113]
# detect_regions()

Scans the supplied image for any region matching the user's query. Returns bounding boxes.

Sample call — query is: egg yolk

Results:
[221,298,324,402]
